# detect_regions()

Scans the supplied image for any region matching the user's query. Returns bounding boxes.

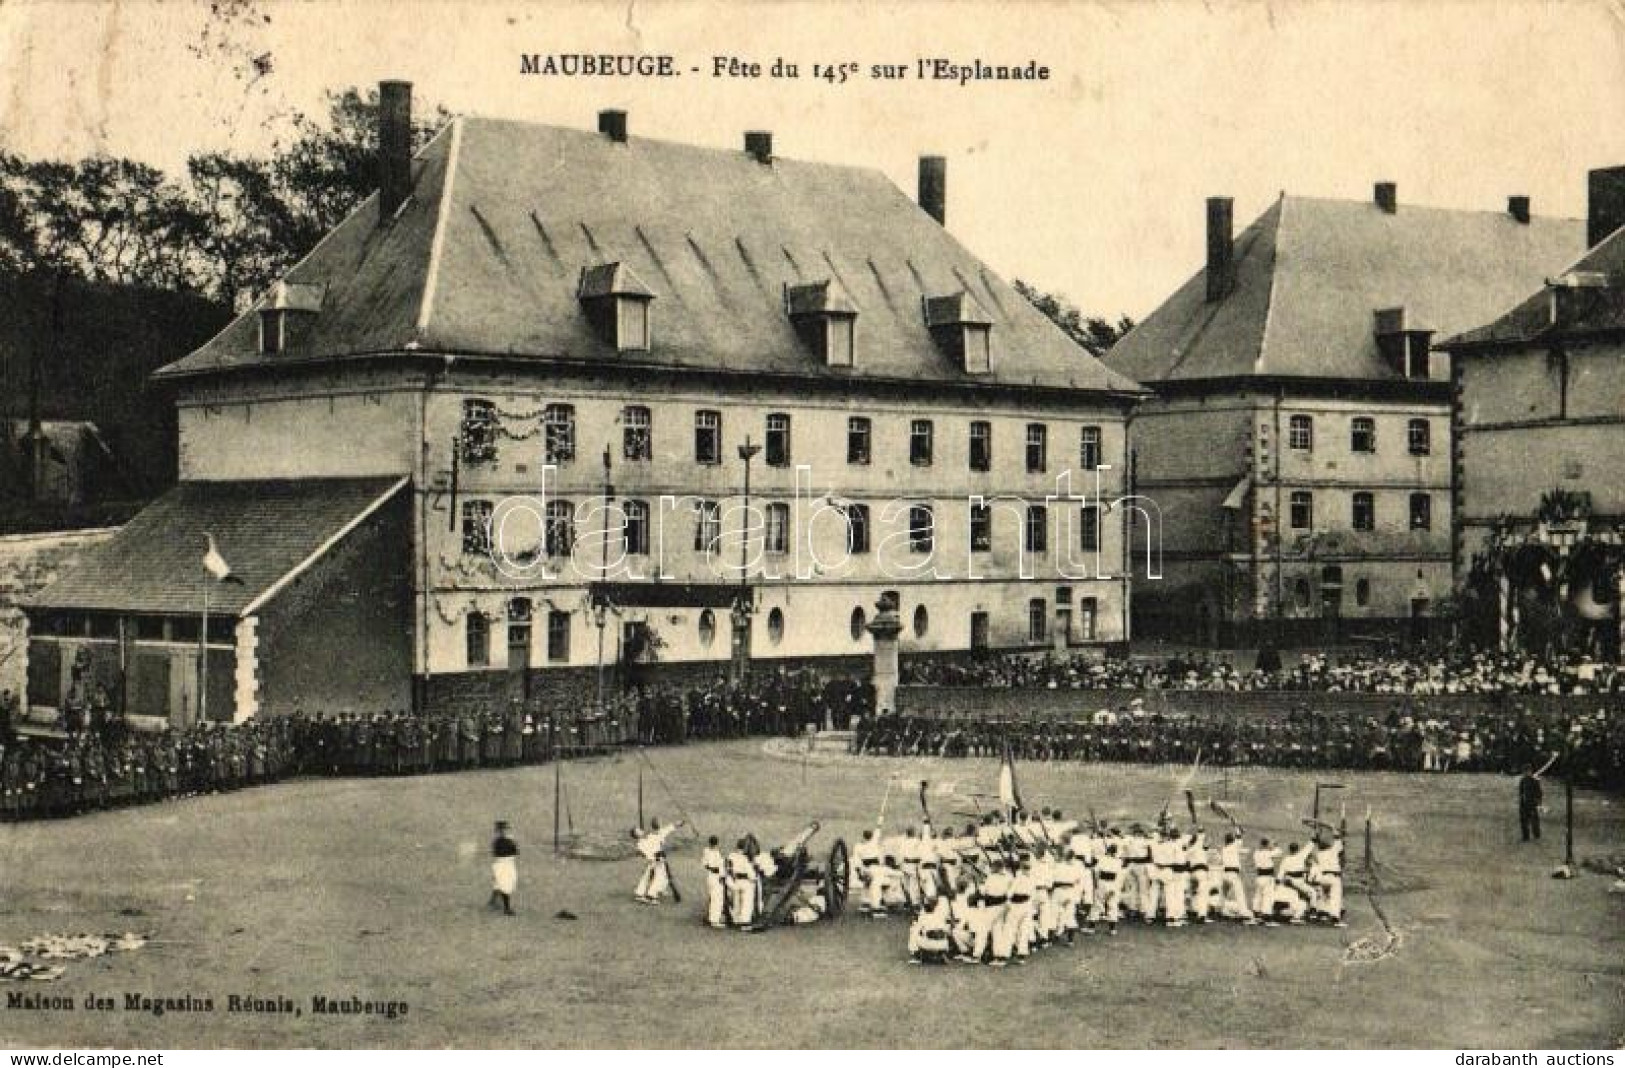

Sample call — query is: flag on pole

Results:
[202,533,233,582]
[997,738,1023,815]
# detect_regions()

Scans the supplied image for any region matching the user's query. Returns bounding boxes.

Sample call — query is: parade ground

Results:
[0,738,1621,1049]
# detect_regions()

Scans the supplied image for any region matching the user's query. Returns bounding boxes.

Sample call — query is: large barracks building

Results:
[25,83,1145,724]
[1109,186,1585,646]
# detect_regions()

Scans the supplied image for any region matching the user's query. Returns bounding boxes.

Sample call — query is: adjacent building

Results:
[25,83,1145,725]
[1109,186,1586,646]
[1439,167,1625,659]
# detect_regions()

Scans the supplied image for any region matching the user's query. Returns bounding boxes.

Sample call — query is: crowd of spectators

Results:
[856,703,1623,788]
[0,670,871,822]
[901,648,1625,696]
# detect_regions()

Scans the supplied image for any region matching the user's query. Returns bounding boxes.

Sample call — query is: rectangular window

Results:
[623,499,650,555]
[545,500,574,557]
[623,406,652,461]
[1079,505,1101,552]
[546,610,571,663]
[1408,418,1431,456]
[969,611,990,651]
[1025,503,1048,553]
[460,399,499,464]
[465,612,489,667]
[1351,417,1376,454]
[695,499,721,553]
[1079,426,1102,470]
[969,421,992,472]
[1352,491,1375,532]
[765,502,790,554]
[827,317,854,368]
[1289,415,1313,451]
[1409,493,1432,531]
[908,504,934,554]
[1290,491,1313,530]
[847,417,871,465]
[910,419,934,466]
[1028,598,1048,644]
[462,500,493,555]
[765,413,791,467]
[695,410,721,465]
[969,502,992,552]
[1026,423,1048,473]
[1077,597,1098,642]
[544,404,576,463]
[506,599,532,668]
[617,299,650,352]
[843,503,870,554]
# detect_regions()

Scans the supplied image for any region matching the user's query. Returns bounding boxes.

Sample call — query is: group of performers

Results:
[860,809,1347,966]
[631,802,1348,966]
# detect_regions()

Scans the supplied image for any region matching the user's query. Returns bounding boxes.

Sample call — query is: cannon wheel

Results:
[824,839,849,919]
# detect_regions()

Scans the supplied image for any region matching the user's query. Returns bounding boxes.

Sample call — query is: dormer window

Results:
[924,291,993,374]
[257,281,324,355]
[1373,306,1434,379]
[785,280,858,368]
[578,262,655,352]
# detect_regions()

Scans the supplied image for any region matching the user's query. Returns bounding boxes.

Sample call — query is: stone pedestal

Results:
[865,593,903,715]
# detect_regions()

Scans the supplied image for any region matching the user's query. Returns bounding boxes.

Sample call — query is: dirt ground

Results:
[0,740,1621,1049]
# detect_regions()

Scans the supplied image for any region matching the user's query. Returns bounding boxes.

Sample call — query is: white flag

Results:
[203,533,233,582]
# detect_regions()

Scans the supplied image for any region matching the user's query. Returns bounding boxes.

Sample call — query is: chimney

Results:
[1587,165,1625,247]
[744,131,773,164]
[598,109,628,143]
[1374,181,1398,214]
[1507,195,1531,225]
[378,80,413,223]
[1206,196,1235,303]
[918,156,947,226]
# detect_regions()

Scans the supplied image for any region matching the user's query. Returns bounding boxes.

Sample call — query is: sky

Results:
[2,0,1624,320]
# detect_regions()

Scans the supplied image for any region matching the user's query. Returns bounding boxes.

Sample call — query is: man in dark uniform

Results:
[1518,764,1544,841]
[490,819,519,915]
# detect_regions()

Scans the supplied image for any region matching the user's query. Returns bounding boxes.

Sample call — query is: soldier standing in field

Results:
[489,820,518,915]
[1518,763,1544,841]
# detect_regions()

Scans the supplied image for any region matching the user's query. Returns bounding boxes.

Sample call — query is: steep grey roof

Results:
[1109,195,1586,384]
[160,117,1142,397]
[1443,225,1625,349]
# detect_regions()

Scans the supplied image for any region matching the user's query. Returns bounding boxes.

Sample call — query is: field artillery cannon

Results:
[743,821,850,931]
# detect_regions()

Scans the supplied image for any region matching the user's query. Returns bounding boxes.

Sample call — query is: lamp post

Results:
[731,436,761,683]
[595,446,614,709]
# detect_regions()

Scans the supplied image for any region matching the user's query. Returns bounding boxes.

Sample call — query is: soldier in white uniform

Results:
[1251,837,1280,921]
[907,892,953,964]
[633,818,684,903]
[1314,832,1346,925]
[1187,829,1215,923]
[852,830,882,915]
[899,827,924,907]
[1272,841,1312,924]
[1052,848,1086,943]
[1218,832,1254,922]
[978,861,1013,965]
[1092,842,1124,935]
[1007,857,1038,960]
[727,839,758,928]
[701,835,728,927]
[1032,848,1058,946]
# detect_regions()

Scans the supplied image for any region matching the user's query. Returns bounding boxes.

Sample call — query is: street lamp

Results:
[594,446,614,709]
[732,436,762,683]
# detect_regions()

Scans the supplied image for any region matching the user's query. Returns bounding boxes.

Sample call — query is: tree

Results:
[0,85,451,309]
[183,152,294,309]
[0,153,197,287]
[1013,279,1134,358]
